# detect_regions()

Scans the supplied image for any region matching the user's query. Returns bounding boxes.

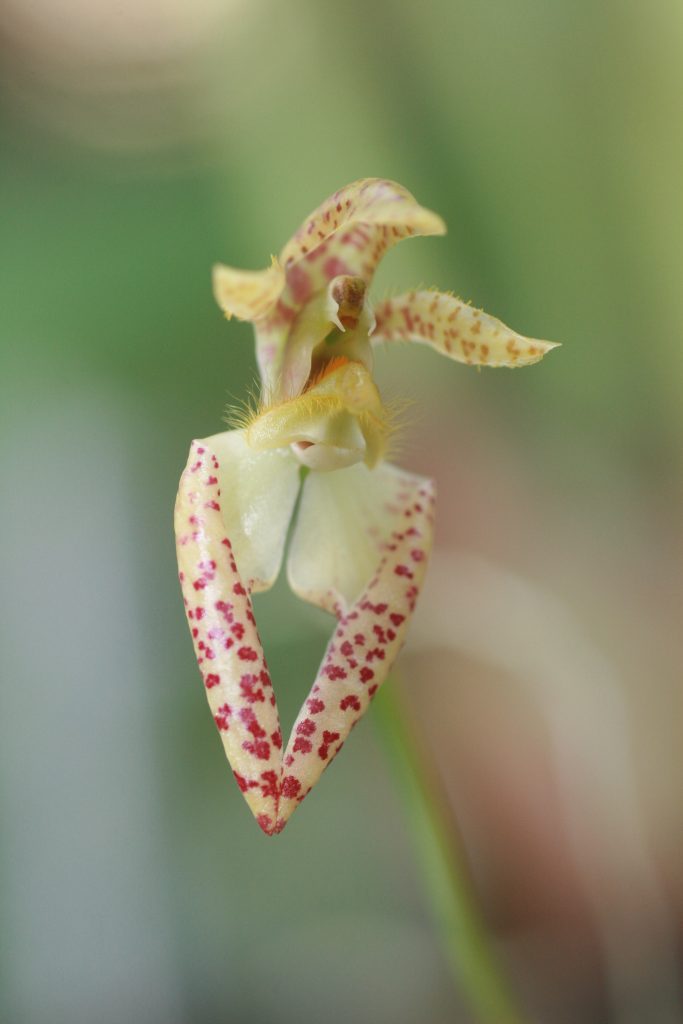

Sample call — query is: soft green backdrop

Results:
[2,2,681,1022]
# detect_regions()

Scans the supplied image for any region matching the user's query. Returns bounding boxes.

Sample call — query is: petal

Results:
[199,429,301,592]
[279,178,446,289]
[373,290,560,368]
[174,437,299,834]
[212,257,285,323]
[279,463,436,823]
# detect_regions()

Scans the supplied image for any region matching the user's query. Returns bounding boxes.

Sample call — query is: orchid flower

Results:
[174,178,558,836]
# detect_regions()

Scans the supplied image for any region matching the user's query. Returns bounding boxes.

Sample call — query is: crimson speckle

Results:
[233,772,249,793]
[237,646,258,662]
[260,770,279,798]
[214,704,232,730]
[281,776,301,798]
[323,663,347,681]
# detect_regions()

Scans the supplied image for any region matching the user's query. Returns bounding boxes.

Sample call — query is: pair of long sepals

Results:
[175,433,435,834]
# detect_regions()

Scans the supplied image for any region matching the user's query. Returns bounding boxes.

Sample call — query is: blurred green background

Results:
[1,1,682,1022]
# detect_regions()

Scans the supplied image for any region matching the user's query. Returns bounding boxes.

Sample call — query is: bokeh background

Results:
[1,1,682,1022]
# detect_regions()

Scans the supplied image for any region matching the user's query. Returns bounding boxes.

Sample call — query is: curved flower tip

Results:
[212,257,285,323]
[175,438,434,835]
[179,176,559,834]
[373,290,559,368]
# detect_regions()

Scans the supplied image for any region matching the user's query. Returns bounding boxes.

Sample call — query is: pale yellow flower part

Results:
[212,257,284,323]
[176,177,560,835]
[373,290,560,368]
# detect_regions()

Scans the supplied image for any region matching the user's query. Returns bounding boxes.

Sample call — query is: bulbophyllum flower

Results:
[175,178,558,835]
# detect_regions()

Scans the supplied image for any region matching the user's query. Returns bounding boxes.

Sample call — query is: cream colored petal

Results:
[373,290,560,368]
[278,463,436,824]
[288,461,432,613]
[212,257,285,322]
[175,437,299,835]
[198,429,301,592]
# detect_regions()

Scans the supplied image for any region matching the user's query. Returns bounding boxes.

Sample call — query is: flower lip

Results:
[246,360,390,470]
[290,440,365,472]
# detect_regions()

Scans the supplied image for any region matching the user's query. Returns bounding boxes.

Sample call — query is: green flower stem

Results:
[374,680,528,1024]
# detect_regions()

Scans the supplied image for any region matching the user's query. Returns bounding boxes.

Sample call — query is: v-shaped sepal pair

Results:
[175,436,435,834]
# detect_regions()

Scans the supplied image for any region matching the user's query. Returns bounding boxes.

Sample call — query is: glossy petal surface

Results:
[373,290,559,367]
[198,429,300,592]
[175,439,295,833]
[176,440,434,834]
[280,465,436,821]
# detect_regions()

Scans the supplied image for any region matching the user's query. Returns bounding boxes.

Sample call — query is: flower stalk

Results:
[374,680,528,1024]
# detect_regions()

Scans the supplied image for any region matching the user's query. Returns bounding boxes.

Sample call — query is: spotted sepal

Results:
[373,290,559,367]
[174,439,297,834]
[280,463,436,823]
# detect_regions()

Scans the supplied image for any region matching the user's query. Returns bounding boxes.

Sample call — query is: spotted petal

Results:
[280,463,436,822]
[174,434,299,833]
[373,290,559,367]
[280,178,446,286]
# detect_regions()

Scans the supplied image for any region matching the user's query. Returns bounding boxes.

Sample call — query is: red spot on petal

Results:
[237,646,258,662]
[260,770,279,799]
[324,663,347,681]
[214,704,232,730]
[281,776,301,799]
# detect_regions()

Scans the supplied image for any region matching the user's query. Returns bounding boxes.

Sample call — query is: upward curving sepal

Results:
[373,290,559,368]
[280,178,446,287]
